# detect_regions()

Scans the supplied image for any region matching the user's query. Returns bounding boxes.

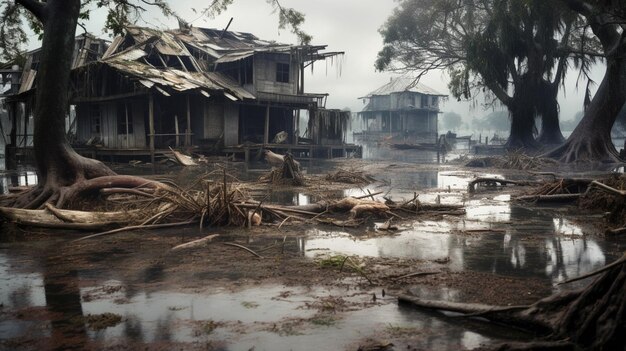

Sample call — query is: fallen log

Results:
[0,206,119,230]
[516,194,581,203]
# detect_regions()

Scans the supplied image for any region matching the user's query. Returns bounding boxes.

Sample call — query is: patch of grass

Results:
[192,320,220,336]
[310,314,337,326]
[168,306,187,311]
[84,313,123,330]
[385,323,419,336]
[241,301,259,309]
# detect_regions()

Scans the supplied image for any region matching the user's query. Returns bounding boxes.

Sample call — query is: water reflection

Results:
[0,169,38,195]
[301,203,616,285]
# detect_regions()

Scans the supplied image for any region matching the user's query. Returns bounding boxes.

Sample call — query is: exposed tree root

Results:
[543,137,622,163]
[399,253,626,349]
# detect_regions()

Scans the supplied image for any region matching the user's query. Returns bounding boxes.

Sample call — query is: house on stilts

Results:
[354,77,447,145]
[4,24,359,164]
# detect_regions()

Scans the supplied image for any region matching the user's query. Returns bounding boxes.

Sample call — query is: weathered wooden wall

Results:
[76,100,146,148]
[223,103,239,146]
[252,53,298,95]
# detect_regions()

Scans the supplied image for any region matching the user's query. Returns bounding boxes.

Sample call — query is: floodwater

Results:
[2,148,626,350]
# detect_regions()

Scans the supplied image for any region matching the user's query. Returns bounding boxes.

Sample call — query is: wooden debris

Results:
[516,193,581,203]
[325,169,374,184]
[169,147,198,166]
[171,234,220,251]
[468,177,536,193]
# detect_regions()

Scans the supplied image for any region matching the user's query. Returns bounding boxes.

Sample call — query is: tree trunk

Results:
[536,81,565,145]
[544,54,625,163]
[506,95,538,150]
[13,0,115,208]
[543,6,626,163]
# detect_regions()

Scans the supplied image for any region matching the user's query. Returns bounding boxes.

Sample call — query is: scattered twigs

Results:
[73,220,196,242]
[586,180,626,197]
[221,242,263,259]
[516,194,581,203]
[392,271,440,281]
[171,234,220,251]
[325,169,374,184]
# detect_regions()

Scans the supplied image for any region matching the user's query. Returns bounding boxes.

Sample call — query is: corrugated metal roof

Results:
[361,77,447,98]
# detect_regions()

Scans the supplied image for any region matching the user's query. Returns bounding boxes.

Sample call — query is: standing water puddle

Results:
[1,166,626,350]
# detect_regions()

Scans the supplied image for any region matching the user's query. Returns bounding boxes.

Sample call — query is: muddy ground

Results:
[1,156,625,350]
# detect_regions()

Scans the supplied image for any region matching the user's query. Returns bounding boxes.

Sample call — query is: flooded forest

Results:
[1,0,626,350]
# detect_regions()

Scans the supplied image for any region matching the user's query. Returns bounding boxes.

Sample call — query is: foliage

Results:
[376,0,600,147]
[471,110,509,132]
[0,0,311,62]
[560,110,584,131]
[441,111,463,131]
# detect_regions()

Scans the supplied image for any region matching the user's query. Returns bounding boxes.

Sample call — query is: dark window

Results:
[90,105,101,134]
[117,104,134,135]
[276,62,289,83]
[421,95,429,108]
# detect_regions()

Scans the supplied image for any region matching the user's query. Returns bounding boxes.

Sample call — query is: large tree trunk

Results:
[544,53,625,163]
[10,0,115,208]
[506,91,539,150]
[544,4,626,163]
[536,81,565,145]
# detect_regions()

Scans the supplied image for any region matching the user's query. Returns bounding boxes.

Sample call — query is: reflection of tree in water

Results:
[395,301,529,349]
[459,206,606,282]
[43,255,88,350]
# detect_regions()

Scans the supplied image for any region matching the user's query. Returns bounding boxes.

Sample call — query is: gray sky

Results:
[24,0,605,124]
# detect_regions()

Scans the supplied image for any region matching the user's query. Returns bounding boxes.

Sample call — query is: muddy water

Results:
[2,157,626,350]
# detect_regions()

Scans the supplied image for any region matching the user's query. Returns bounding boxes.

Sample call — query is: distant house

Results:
[65,25,357,160]
[356,78,447,144]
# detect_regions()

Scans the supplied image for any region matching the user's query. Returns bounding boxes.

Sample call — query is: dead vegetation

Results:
[325,169,375,184]
[466,153,557,170]
[258,153,304,186]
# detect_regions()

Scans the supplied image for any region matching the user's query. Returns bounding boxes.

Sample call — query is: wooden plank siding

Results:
[76,100,147,148]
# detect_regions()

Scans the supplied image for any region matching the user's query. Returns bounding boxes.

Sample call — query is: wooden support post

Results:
[186,95,191,146]
[125,103,130,148]
[264,104,270,145]
[149,95,155,164]
[175,115,180,147]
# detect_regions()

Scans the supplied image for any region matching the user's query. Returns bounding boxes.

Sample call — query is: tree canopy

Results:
[376,0,599,149]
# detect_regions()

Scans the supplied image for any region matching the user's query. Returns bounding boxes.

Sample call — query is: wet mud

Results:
[2,150,626,350]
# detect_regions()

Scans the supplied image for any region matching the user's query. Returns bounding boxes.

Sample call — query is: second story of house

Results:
[97,25,341,106]
[359,77,446,113]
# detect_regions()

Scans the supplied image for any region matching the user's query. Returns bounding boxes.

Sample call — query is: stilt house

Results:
[66,25,356,159]
[356,78,446,144]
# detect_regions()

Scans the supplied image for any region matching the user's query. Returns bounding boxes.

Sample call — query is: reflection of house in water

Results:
[355,78,447,144]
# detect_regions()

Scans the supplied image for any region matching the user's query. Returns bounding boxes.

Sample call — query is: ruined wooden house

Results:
[355,78,446,144]
[64,25,358,160]
[1,33,109,163]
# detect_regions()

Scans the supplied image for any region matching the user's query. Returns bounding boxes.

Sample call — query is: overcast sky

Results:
[24,0,605,124]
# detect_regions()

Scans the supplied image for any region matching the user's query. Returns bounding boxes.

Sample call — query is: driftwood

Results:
[169,147,198,166]
[171,234,220,251]
[0,205,127,230]
[468,177,536,193]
